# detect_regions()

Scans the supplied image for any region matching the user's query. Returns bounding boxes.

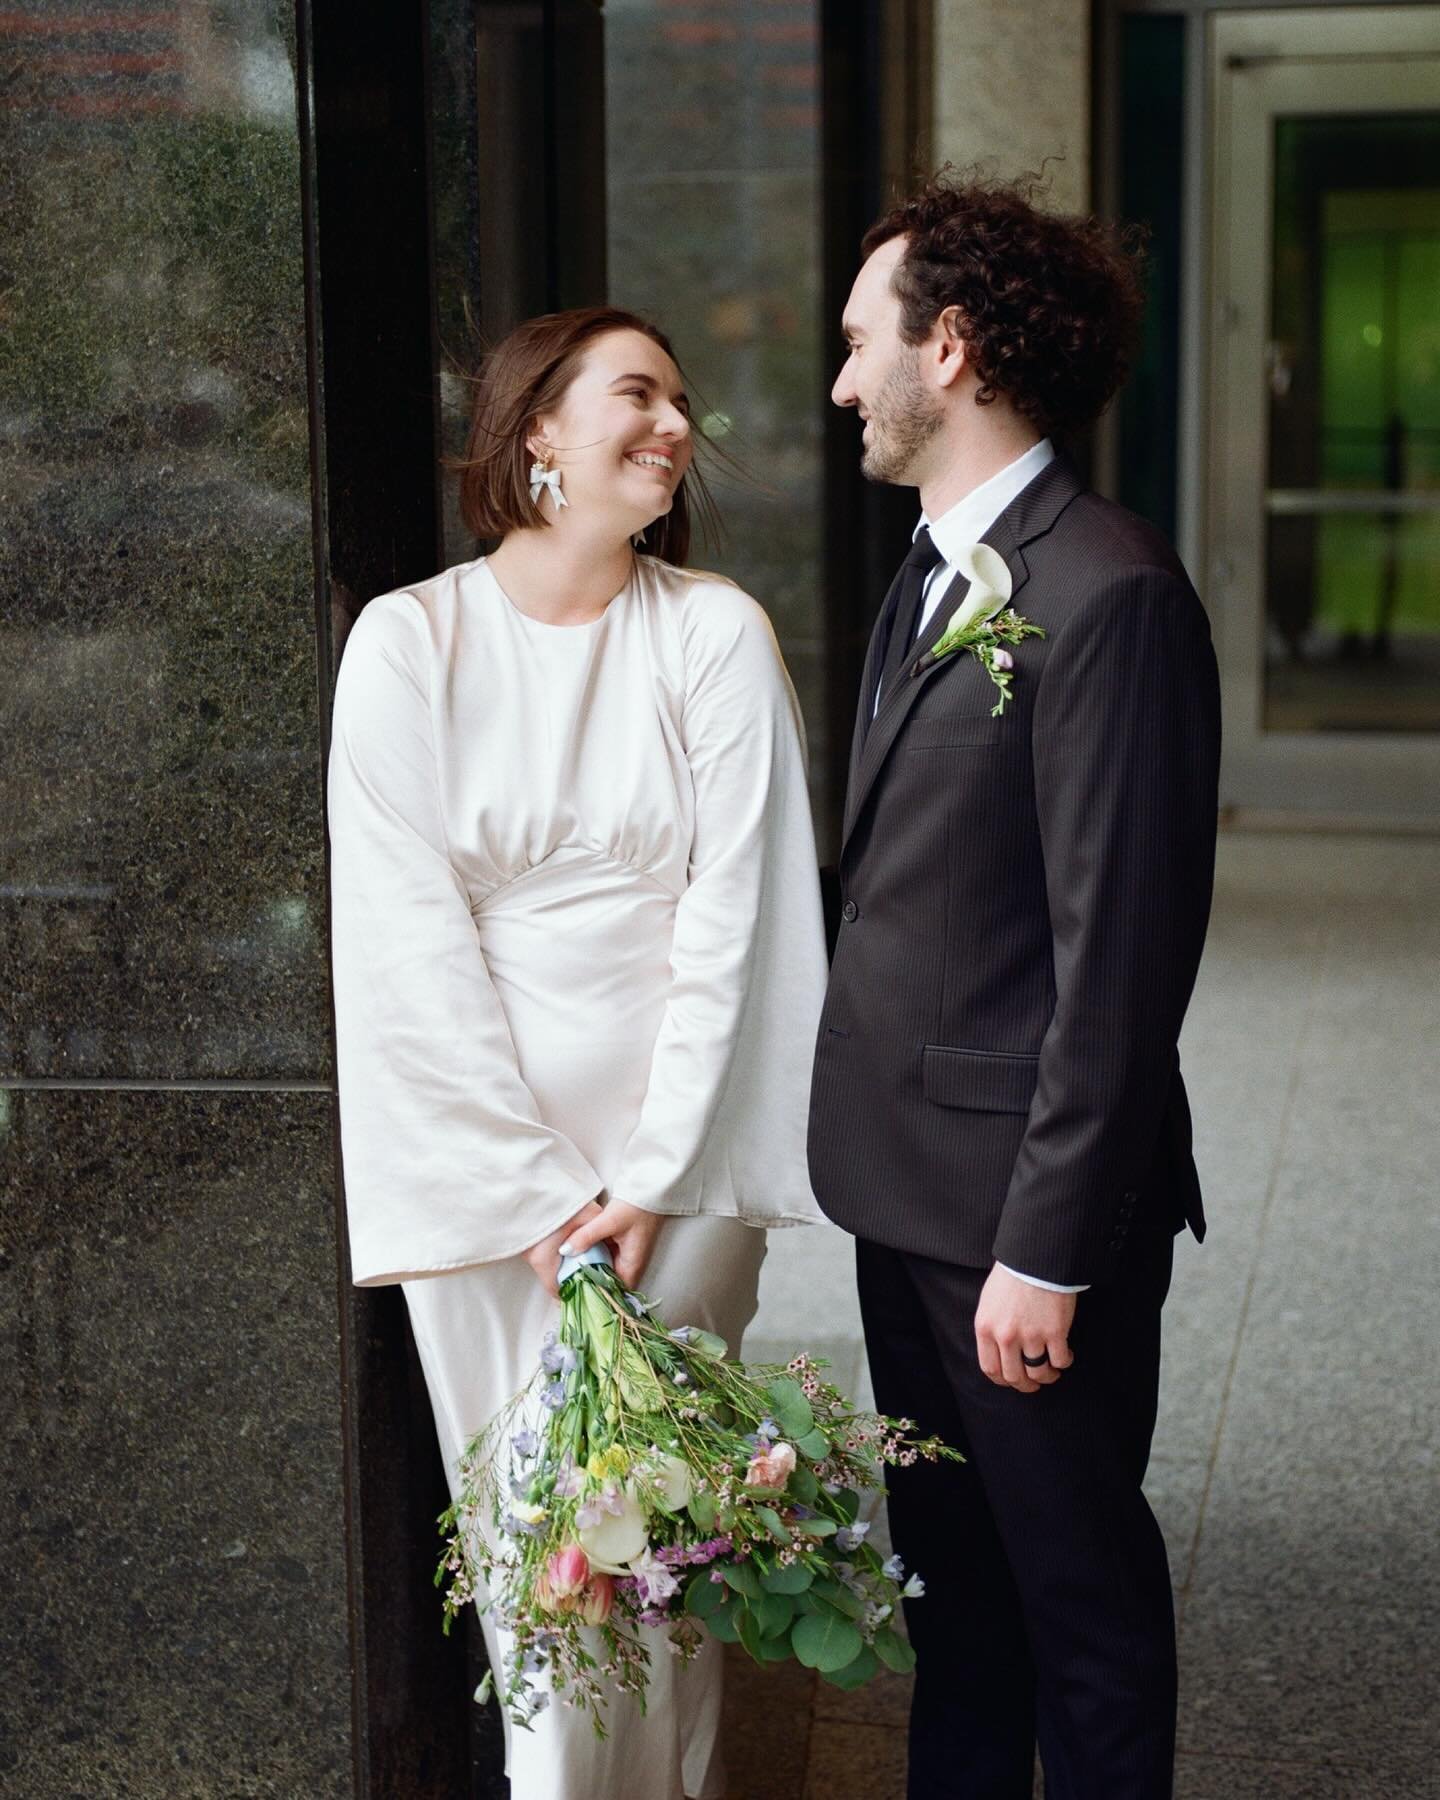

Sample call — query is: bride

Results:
[326,306,827,1799]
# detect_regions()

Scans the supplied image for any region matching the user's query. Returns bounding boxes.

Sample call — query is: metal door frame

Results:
[1206,5,1440,823]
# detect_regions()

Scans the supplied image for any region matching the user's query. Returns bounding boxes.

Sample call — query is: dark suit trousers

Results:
[857,1225,1177,1800]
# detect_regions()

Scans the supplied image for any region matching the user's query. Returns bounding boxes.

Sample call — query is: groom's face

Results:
[834,235,943,486]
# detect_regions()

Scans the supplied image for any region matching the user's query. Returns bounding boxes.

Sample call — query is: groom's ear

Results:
[933,305,970,390]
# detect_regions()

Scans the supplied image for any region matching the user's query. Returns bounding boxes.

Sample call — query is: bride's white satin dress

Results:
[327,553,827,1800]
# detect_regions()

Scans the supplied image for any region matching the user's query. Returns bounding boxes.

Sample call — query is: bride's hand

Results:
[524,1199,604,1298]
[559,1200,664,1289]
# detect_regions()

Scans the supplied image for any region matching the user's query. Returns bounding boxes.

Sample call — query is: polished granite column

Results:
[0,3,348,1792]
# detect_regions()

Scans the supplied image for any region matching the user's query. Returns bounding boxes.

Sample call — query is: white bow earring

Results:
[528,450,568,511]
[632,527,647,549]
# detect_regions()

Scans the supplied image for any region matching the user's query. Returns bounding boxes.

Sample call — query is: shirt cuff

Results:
[996,1261,1090,1294]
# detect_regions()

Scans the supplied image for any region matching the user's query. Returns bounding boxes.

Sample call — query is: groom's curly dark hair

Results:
[862,169,1147,441]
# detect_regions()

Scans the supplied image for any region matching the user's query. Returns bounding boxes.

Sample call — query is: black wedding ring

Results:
[1021,1349,1051,1368]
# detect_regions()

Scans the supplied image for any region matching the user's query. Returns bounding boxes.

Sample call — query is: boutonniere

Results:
[922,544,1046,716]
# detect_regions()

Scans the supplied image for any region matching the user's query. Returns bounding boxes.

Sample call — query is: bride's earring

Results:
[528,445,568,511]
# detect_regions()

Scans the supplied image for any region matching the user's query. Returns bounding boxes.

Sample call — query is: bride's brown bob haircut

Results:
[456,306,720,566]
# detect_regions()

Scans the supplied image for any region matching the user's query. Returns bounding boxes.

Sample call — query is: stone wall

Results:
[0,4,350,1792]
[933,0,1090,210]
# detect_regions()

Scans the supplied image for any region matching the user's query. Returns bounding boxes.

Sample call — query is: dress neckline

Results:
[479,556,631,632]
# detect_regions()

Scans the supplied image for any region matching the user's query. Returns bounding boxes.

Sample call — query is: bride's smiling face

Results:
[530,328,694,531]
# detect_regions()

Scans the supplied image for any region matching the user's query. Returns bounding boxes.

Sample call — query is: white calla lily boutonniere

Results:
[923,543,1046,716]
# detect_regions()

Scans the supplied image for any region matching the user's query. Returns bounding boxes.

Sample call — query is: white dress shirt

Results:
[878,438,1085,1296]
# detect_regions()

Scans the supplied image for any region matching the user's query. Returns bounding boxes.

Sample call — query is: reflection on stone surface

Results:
[603,2,825,832]
[0,1088,348,1798]
[0,0,327,1081]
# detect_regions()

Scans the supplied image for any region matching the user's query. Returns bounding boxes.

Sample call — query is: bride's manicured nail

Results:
[558,1241,574,1255]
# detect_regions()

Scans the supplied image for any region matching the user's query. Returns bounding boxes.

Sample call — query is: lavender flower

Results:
[901,1573,926,1599]
[510,1428,540,1460]
[540,1331,578,1376]
[881,1554,905,1581]
[539,1380,567,1412]
[835,1521,872,1552]
[631,1549,681,1608]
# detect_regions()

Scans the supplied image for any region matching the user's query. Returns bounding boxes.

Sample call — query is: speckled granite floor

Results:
[724,831,1440,1800]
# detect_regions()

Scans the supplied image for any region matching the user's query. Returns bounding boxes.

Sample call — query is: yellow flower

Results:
[587,1446,631,1483]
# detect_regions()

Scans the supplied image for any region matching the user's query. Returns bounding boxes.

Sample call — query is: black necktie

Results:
[876,526,945,708]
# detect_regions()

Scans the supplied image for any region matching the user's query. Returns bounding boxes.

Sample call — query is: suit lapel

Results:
[840,457,1077,857]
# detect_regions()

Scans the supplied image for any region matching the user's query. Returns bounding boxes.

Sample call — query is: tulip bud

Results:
[547,1544,591,1600]
[576,1573,615,1625]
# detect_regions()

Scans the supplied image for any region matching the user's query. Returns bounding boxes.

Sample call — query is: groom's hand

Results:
[975,1265,1077,1394]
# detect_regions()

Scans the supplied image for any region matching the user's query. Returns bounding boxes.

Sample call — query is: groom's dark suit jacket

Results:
[808,455,1221,1287]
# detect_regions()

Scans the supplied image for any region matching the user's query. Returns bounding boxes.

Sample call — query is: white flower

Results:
[941,544,1012,640]
[648,1453,694,1513]
[577,1488,650,1572]
[509,1498,547,1527]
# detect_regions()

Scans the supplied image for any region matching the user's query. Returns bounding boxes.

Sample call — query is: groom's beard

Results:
[861,347,943,484]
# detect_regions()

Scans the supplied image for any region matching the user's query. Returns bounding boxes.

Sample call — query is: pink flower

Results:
[745,1440,797,1489]
[575,1573,615,1625]
[547,1544,590,1600]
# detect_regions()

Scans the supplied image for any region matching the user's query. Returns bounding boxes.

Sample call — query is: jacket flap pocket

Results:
[922,1044,1039,1114]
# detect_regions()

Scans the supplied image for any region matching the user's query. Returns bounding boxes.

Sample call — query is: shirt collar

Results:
[916,438,1056,567]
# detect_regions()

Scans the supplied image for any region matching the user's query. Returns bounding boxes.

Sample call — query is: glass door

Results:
[1208,7,1440,821]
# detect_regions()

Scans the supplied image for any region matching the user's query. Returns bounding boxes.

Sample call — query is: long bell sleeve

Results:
[608,579,827,1226]
[327,594,605,1285]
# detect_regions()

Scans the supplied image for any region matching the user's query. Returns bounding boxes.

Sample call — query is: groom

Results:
[808,176,1221,1798]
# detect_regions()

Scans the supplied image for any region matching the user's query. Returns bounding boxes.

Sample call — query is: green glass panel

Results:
[1265,114,1440,733]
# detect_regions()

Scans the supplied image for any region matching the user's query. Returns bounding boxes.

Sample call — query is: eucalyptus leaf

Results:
[705,1601,741,1643]
[736,1606,767,1661]
[833,1487,861,1524]
[766,1376,815,1439]
[687,1491,717,1532]
[810,1577,865,1620]
[685,1573,726,1620]
[819,1644,879,1691]
[721,1561,762,1599]
[792,1515,837,1537]
[797,1427,831,1461]
[873,1629,918,1674]
[788,1466,819,1504]
[755,1505,792,1545]
[752,1590,796,1637]
[762,1562,814,1595]
[790,1610,864,1673]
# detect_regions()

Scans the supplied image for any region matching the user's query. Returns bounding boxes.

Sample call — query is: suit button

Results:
[841,900,858,923]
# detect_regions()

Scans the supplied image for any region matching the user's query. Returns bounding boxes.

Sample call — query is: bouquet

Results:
[437,1244,961,1734]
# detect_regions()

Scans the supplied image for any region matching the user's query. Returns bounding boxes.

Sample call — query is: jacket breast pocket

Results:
[922,1044,1039,1114]
[902,715,1004,750]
